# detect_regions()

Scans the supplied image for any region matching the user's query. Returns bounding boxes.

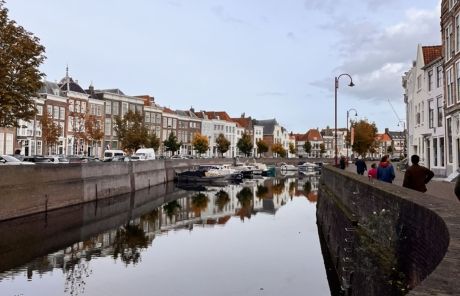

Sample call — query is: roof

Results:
[204,111,232,121]
[231,117,252,129]
[306,129,322,141]
[39,81,64,96]
[58,77,87,94]
[387,131,405,140]
[98,88,125,95]
[375,133,392,142]
[175,109,199,119]
[422,46,442,65]
[293,133,308,141]
[253,119,279,135]
[163,107,176,115]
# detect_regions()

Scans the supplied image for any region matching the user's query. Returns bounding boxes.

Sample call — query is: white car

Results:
[0,155,35,165]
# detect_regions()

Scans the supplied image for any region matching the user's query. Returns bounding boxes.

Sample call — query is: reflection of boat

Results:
[279,162,297,171]
[298,162,318,176]
[175,170,227,184]
[262,166,276,177]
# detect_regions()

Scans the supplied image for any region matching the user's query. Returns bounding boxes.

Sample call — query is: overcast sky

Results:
[6,0,441,133]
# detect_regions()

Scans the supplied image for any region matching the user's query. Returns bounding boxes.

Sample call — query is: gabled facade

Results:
[403,44,446,175]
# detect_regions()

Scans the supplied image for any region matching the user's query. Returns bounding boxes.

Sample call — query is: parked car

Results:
[134,148,155,160]
[45,156,70,164]
[103,150,126,161]
[170,155,188,159]
[22,156,52,163]
[104,156,130,162]
[0,155,35,165]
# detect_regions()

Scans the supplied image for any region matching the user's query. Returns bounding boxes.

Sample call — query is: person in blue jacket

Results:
[377,155,395,183]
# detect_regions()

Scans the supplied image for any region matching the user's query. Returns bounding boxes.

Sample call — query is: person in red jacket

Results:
[403,155,434,193]
[368,163,377,180]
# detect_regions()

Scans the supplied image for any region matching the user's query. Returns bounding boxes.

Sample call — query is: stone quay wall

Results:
[0,159,230,221]
[317,166,459,296]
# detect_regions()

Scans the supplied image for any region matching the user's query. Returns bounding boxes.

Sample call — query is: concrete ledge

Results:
[318,166,459,295]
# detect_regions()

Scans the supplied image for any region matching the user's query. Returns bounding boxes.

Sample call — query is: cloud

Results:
[304,0,400,13]
[256,91,287,97]
[312,4,441,103]
[286,32,296,40]
[210,5,248,25]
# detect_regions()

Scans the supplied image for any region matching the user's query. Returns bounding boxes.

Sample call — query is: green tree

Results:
[304,141,312,154]
[272,142,286,158]
[147,132,161,151]
[351,119,378,156]
[256,139,268,157]
[0,1,46,127]
[215,190,230,212]
[237,133,253,156]
[319,143,326,157]
[40,111,60,154]
[215,133,230,157]
[163,132,181,155]
[289,142,296,155]
[387,145,393,154]
[192,133,209,156]
[114,110,148,153]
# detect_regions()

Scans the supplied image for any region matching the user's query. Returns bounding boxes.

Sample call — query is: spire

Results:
[65,64,70,92]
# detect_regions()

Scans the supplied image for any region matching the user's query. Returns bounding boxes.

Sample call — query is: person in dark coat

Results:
[355,156,367,175]
[402,155,434,193]
[454,175,460,201]
[377,155,395,183]
[339,156,346,169]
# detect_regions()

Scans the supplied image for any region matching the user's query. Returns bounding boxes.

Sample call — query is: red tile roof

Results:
[375,133,391,142]
[163,107,176,114]
[293,133,308,141]
[422,45,442,65]
[306,129,322,141]
[231,117,252,129]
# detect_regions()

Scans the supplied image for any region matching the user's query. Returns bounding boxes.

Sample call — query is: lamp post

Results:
[397,120,406,160]
[346,108,358,164]
[334,74,355,166]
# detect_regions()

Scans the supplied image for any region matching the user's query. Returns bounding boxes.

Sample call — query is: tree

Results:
[192,133,209,156]
[304,141,312,155]
[147,133,161,151]
[272,142,286,158]
[40,112,60,155]
[215,190,230,212]
[85,114,104,156]
[289,142,296,155]
[351,119,378,156]
[114,110,148,153]
[0,1,46,127]
[256,139,268,157]
[319,143,326,157]
[216,133,230,157]
[163,132,181,155]
[237,132,253,156]
[387,145,393,154]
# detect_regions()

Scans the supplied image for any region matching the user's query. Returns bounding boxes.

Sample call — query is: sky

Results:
[6,0,442,133]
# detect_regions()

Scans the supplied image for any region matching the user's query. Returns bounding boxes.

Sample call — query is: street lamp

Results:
[397,120,406,159]
[334,74,355,166]
[346,108,358,163]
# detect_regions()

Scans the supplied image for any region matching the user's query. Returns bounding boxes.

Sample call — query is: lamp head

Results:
[348,81,355,87]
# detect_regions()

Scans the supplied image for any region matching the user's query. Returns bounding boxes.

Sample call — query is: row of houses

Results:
[402,0,460,177]
[0,70,297,158]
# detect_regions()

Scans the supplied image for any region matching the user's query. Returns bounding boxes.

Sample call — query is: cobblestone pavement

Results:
[344,161,459,202]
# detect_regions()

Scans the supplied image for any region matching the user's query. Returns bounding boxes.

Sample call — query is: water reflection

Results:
[0,175,325,296]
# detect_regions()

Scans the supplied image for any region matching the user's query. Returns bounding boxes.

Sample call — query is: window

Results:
[60,107,65,120]
[105,118,111,135]
[69,99,74,112]
[105,101,112,115]
[53,106,59,119]
[437,97,443,127]
[428,100,434,128]
[37,105,43,116]
[75,100,81,113]
[145,112,151,123]
[447,67,454,106]
[457,62,460,102]
[113,102,119,116]
[433,138,438,167]
[446,25,452,60]
[437,66,443,88]
[421,101,425,124]
[417,75,422,90]
[81,101,86,112]
[457,15,460,52]
[47,105,52,116]
[122,102,128,116]
[428,70,433,91]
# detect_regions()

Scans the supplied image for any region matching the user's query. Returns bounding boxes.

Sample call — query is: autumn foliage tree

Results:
[351,119,378,156]
[85,114,104,154]
[216,133,230,157]
[271,142,286,158]
[192,133,209,156]
[40,112,60,154]
[114,110,148,153]
[256,139,268,157]
[237,132,253,156]
[0,1,46,127]
[289,142,296,155]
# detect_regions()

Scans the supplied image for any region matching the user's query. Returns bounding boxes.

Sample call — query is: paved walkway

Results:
[344,161,459,202]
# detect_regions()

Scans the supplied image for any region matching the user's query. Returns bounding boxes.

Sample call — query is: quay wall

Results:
[0,158,231,221]
[317,166,459,296]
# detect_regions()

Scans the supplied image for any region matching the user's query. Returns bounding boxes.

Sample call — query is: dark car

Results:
[22,156,52,163]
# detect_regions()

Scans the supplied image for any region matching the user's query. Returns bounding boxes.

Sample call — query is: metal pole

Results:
[334,77,338,166]
[346,110,349,164]
[33,100,37,155]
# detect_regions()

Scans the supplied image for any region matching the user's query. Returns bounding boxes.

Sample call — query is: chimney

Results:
[241,112,245,118]
[88,83,94,96]
[385,128,389,134]
[190,106,195,113]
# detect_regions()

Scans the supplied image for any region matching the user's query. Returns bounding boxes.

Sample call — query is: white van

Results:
[134,148,156,160]
[103,150,126,161]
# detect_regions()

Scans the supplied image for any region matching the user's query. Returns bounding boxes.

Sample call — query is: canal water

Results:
[0,175,333,296]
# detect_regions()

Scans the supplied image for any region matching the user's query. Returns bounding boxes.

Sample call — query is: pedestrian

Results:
[368,163,377,180]
[377,155,395,183]
[402,155,434,193]
[454,175,460,201]
[355,156,367,175]
[339,156,346,170]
